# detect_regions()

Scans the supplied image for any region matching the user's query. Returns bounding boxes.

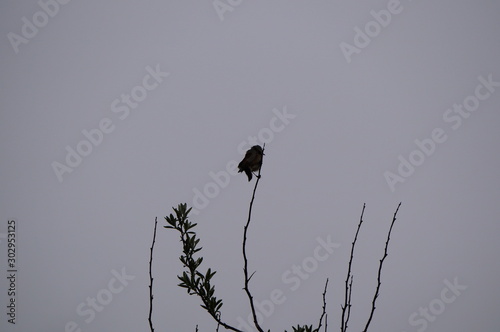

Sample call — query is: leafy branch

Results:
[164,203,242,332]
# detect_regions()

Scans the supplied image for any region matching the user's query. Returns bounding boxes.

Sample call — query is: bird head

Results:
[252,145,264,155]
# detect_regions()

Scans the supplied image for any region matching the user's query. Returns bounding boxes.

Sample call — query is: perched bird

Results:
[238,145,264,181]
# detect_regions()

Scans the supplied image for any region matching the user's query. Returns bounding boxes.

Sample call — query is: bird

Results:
[238,145,264,181]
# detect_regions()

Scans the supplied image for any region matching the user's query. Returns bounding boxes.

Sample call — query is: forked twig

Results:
[341,203,366,332]
[317,278,329,332]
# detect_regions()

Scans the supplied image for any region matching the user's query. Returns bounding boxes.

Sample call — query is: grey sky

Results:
[1,1,499,331]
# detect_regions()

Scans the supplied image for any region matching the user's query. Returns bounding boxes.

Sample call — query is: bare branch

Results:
[362,202,402,332]
[341,203,366,332]
[210,312,241,332]
[148,217,158,332]
[345,275,353,328]
[316,278,329,332]
[242,144,265,332]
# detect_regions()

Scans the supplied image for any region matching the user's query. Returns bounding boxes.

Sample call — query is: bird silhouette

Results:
[238,145,264,181]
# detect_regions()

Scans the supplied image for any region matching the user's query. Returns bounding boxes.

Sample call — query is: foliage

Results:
[164,203,223,319]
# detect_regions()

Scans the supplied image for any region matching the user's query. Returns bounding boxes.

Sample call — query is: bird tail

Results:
[244,169,252,181]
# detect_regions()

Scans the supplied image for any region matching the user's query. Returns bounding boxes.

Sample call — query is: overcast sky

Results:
[1,1,499,332]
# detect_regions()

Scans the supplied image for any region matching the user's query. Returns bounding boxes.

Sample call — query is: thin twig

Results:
[242,144,265,332]
[203,302,241,332]
[148,217,158,332]
[317,278,329,332]
[324,314,328,332]
[362,202,402,332]
[345,275,353,327]
[341,203,366,332]
[214,316,240,331]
